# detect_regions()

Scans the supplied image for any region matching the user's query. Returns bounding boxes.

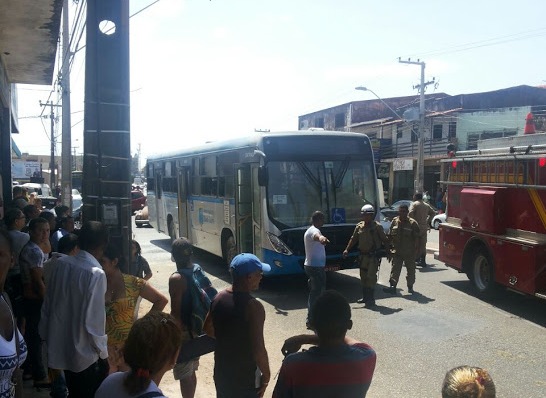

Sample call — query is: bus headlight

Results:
[266,232,293,255]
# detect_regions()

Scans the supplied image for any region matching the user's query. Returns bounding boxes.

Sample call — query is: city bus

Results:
[146,131,380,276]
[71,170,83,192]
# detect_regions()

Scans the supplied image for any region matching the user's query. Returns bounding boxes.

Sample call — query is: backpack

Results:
[179,264,218,338]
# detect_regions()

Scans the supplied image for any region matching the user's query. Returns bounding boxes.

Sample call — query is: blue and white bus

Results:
[146,131,380,276]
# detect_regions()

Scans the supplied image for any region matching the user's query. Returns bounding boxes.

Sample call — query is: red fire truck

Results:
[438,134,546,300]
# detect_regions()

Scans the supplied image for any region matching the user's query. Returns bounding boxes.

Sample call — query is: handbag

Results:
[2,293,23,398]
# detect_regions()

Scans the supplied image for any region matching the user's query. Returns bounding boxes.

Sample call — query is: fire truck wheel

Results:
[470,250,498,296]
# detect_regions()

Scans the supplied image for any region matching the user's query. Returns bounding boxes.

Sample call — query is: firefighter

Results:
[409,192,436,267]
[383,204,421,294]
[342,204,390,307]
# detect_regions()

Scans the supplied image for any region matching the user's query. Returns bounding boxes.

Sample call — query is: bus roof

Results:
[146,130,369,162]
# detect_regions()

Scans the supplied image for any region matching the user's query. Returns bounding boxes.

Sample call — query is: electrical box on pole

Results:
[83,0,132,272]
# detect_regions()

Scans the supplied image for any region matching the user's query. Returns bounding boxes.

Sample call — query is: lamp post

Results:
[356,84,424,193]
[355,86,405,120]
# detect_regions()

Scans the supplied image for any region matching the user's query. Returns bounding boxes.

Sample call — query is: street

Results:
[23,226,546,398]
[132,225,546,398]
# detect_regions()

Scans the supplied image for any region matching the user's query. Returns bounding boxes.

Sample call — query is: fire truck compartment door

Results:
[460,187,505,234]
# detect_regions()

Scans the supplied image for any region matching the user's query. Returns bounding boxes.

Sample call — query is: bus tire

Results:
[222,235,237,267]
[470,249,499,297]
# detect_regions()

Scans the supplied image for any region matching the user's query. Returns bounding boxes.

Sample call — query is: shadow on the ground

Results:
[442,279,546,328]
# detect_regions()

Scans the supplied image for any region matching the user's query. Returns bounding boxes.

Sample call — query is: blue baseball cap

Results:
[230,253,271,275]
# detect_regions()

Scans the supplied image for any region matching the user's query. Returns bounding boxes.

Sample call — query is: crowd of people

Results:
[0,185,498,398]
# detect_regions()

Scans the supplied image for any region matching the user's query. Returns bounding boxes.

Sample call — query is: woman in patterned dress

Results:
[0,229,28,398]
[101,244,168,373]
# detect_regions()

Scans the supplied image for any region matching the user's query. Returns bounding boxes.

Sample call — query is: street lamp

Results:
[355,85,423,193]
[355,86,405,121]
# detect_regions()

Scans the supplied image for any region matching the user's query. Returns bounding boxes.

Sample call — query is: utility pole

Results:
[61,0,73,209]
[398,58,435,193]
[40,101,61,188]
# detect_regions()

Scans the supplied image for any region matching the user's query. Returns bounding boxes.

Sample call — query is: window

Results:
[448,121,456,139]
[315,117,324,128]
[334,113,345,129]
[396,128,403,139]
[433,124,443,140]
[411,126,417,142]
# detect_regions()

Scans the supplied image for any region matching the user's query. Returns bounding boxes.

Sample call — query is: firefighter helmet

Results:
[361,204,375,214]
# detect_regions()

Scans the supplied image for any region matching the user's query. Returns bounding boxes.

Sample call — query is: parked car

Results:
[131,190,147,213]
[72,190,83,221]
[431,212,446,230]
[134,205,150,228]
[378,209,392,234]
[380,199,414,220]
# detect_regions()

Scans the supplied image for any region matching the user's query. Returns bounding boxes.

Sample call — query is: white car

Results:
[431,213,446,230]
[379,209,392,234]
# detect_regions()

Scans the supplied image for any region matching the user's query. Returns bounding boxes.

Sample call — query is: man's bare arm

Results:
[168,273,187,331]
[247,298,270,397]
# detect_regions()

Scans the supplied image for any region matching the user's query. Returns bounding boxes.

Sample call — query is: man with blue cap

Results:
[210,253,271,398]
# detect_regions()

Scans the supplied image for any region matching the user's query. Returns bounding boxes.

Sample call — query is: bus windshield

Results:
[266,159,376,228]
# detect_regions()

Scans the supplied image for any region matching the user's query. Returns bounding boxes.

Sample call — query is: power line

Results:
[403,27,546,59]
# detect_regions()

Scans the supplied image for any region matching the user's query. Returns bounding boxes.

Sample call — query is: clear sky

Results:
[14,0,546,163]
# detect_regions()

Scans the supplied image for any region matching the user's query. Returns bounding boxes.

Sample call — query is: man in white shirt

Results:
[303,211,329,329]
[40,221,110,398]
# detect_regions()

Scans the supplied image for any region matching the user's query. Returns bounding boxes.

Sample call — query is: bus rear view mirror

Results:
[258,166,268,186]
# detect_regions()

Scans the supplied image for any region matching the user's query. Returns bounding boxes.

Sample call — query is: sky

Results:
[14,0,546,165]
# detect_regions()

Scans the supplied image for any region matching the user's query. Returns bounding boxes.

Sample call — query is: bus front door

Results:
[235,165,253,253]
[177,167,190,239]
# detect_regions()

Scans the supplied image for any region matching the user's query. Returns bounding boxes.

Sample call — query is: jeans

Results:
[65,358,109,398]
[215,375,258,398]
[23,298,47,381]
[304,266,326,323]
[50,369,68,398]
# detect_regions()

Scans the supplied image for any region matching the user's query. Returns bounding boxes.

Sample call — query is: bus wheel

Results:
[470,250,498,297]
[168,220,177,243]
[223,236,237,267]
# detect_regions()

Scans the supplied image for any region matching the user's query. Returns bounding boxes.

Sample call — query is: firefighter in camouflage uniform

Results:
[343,204,390,308]
[383,204,421,294]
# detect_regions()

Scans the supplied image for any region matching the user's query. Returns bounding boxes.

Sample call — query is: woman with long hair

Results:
[101,244,168,373]
[0,229,28,397]
[95,312,182,397]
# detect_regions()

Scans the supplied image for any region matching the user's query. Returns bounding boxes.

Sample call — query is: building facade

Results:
[0,0,62,215]
[298,85,546,204]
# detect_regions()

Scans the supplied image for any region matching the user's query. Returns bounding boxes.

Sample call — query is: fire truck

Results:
[438,133,546,300]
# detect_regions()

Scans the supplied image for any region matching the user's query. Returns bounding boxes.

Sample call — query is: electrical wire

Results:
[403,27,546,59]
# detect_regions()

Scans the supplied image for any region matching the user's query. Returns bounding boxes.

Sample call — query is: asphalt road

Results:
[23,226,546,398]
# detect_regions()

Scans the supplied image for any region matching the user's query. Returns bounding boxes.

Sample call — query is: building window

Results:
[433,124,443,140]
[448,122,456,139]
[396,127,403,140]
[411,125,418,142]
[334,113,345,129]
[315,117,324,128]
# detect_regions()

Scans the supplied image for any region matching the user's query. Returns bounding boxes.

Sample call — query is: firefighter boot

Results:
[357,288,366,304]
[383,284,397,295]
[421,254,428,267]
[364,287,376,308]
